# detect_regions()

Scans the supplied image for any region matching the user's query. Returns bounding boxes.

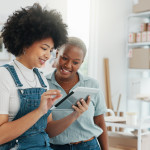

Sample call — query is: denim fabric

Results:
[0,65,52,150]
[50,137,100,150]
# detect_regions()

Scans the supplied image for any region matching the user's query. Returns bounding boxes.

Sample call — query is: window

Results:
[67,0,90,75]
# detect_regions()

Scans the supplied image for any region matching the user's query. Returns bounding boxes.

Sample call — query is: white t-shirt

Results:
[0,60,49,121]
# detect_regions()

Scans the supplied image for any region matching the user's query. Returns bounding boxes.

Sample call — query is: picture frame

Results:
[0,32,11,61]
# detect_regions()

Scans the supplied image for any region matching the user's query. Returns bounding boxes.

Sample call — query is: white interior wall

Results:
[0,0,68,22]
[92,0,132,112]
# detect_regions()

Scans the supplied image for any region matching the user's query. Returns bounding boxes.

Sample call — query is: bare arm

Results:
[0,110,43,145]
[0,89,61,145]
[94,114,109,150]
[46,96,90,138]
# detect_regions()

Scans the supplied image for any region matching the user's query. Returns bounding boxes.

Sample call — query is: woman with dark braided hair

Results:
[0,3,89,150]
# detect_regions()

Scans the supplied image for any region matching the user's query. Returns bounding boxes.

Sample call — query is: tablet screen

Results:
[55,87,99,109]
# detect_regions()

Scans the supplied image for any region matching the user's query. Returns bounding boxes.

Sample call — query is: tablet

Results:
[51,87,99,110]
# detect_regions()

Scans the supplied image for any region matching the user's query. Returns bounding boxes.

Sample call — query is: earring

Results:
[23,48,26,55]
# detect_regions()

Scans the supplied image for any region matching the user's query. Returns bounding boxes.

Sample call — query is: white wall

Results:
[0,0,68,66]
[88,0,132,112]
[0,0,68,22]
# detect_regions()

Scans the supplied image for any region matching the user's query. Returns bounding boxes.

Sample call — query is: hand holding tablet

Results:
[50,87,99,110]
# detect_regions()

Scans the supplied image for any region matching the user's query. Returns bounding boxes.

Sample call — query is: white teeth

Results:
[62,68,70,72]
[64,69,69,72]
[40,59,46,64]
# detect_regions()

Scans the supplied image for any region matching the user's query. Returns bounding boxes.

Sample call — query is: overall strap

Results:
[33,68,47,88]
[2,64,23,87]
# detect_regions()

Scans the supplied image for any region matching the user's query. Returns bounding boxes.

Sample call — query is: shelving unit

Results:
[108,11,150,150]
[106,109,150,150]
[106,121,150,150]
[128,42,150,47]
[127,11,150,119]
[129,11,150,18]
[128,68,150,72]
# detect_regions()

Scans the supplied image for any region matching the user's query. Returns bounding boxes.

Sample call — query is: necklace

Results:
[13,60,37,88]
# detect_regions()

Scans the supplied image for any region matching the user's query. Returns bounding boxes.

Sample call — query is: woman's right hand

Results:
[72,96,91,118]
[38,90,62,115]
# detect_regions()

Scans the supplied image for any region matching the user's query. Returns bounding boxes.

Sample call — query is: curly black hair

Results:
[1,3,68,56]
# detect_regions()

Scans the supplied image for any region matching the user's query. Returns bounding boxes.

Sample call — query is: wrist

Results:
[36,107,45,117]
[72,111,81,119]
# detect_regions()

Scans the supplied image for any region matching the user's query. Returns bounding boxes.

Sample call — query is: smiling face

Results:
[55,44,84,81]
[16,37,54,69]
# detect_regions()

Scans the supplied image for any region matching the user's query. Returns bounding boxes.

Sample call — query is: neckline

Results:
[14,59,34,72]
[13,59,37,87]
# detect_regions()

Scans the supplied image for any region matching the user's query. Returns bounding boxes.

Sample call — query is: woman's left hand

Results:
[72,96,91,118]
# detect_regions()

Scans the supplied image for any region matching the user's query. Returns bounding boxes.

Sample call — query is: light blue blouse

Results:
[46,70,107,144]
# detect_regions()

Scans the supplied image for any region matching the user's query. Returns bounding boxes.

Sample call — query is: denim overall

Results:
[0,64,52,150]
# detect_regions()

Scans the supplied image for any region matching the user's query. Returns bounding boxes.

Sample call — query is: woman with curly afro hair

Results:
[0,3,89,150]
